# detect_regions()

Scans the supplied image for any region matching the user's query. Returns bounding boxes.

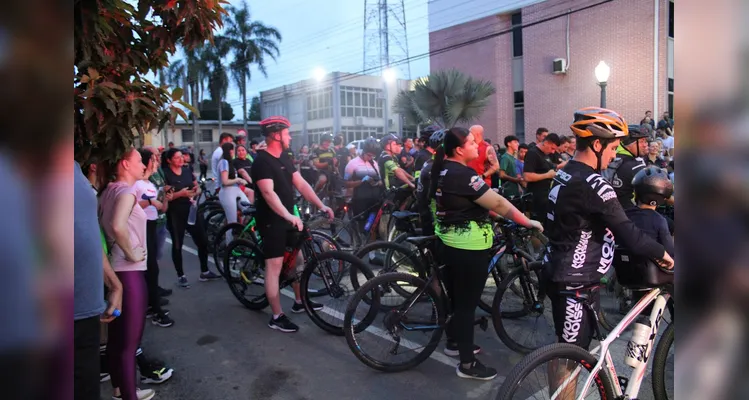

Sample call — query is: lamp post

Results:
[382,67,396,135]
[595,61,610,108]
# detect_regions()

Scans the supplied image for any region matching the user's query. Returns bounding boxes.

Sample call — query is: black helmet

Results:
[333,134,344,146]
[622,124,649,145]
[362,137,379,155]
[632,166,674,206]
[428,129,446,149]
[320,133,333,144]
[380,133,402,150]
[420,125,440,137]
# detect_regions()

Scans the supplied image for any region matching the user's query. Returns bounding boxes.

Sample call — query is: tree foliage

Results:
[249,96,261,121]
[393,69,496,129]
[74,0,228,163]
[189,99,235,121]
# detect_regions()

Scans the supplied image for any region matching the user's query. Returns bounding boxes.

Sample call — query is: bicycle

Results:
[496,251,674,400]
[342,234,494,373]
[222,221,375,336]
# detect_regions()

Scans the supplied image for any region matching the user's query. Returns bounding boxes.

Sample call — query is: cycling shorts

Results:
[548,283,600,350]
[256,220,302,259]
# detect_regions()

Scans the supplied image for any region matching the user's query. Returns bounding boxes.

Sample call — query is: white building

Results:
[260,71,414,151]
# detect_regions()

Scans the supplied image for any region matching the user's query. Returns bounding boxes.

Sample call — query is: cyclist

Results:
[343,137,384,230]
[311,133,337,195]
[429,127,543,380]
[602,124,649,209]
[333,134,350,180]
[415,129,444,236]
[414,125,440,177]
[543,108,674,392]
[251,116,334,333]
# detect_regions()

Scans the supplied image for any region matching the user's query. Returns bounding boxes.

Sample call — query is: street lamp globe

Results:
[595,61,610,84]
[312,67,326,82]
[383,67,397,83]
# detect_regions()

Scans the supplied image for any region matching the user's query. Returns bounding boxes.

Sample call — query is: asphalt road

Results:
[99,234,665,400]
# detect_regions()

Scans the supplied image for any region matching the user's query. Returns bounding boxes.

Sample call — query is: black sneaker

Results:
[444,342,481,357]
[146,308,170,319]
[140,361,174,384]
[268,314,299,333]
[158,287,173,297]
[291,301,324,313]
[151,312,175,328]
[159,297,169,306]
[199,271,221,281]
[456,359,497,381]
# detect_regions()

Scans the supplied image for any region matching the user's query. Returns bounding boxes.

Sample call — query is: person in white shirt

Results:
[211,132,235,178]
[659,129,675,159]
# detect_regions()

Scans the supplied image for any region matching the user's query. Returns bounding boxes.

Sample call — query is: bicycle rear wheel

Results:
[497,343,615,399]
[652,322,674,400]
[223,239,268,310]
[344,272,444,373]
[212,223,251,278]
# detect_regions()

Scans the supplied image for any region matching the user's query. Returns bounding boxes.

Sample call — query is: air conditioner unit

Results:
[355,116,365,126]
[552,58,567,74]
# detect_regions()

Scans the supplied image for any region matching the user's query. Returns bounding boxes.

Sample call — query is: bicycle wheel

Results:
[496,343,615,399]
[492,268,556,354]
[652,322,674,400]
[223,239,268,310]
[300,251,375,336]
[307,216,361,251]
[204,209,226,246]
[344,272,444,373]
[212,223,251,278]
[353,241,426,298]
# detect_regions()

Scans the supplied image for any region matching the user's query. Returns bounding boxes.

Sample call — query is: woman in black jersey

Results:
[429,127,543,380]
[162,149,220,288]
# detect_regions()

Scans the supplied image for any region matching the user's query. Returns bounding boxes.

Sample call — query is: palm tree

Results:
[393,69,496,129]
[224,0,282,131]
[205,36,231,133]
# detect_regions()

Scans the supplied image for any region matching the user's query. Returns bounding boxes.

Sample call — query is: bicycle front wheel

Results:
[652,322,674,400]
[497,343,615,400]
[344,272,445,373]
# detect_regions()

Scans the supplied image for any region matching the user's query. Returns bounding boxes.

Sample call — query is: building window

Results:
[306,127,334,146]
[668,78,674,116]
[513,91,524,106]
[668,1,674,38]
[181,129,212,143]
[511,12,523,57]
[340,126,384,144]
[514,109,525,142]
[340,86,383,119]
[307,87,332,121]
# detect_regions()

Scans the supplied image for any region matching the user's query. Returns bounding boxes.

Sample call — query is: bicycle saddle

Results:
[239,200,252,208]
[241,205,257,215]
[405,235,439,247]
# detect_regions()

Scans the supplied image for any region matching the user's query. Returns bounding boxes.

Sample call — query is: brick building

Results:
[429,0,674,144]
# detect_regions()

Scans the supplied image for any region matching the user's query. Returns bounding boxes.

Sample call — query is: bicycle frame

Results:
[552,287,671,400]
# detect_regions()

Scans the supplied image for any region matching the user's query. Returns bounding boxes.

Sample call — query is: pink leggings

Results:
[107,271,147,400]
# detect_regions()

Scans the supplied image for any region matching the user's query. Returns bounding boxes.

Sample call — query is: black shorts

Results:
[257,219,302,259]
[548,284,600,350]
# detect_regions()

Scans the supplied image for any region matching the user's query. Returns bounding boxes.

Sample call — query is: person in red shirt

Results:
[466,125,499,186]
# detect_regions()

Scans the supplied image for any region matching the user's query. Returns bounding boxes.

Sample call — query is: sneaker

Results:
[456,359,497,381]
[444,342,482,357]
[158,286,173,297]
[112,388,155,400]
[177,276,190,288]
[199,271,221,281]
[146,308,170,319]
[140,362,174,384]
[291,301,324,314]
[151,312,175,328]
[100,373,110,382]
[159,297,169,306]
[268,314,299,333]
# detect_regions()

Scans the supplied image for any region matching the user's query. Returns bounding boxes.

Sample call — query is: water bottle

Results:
[187,200,198,225]
[624,320,651,368]
[364,212,377,232]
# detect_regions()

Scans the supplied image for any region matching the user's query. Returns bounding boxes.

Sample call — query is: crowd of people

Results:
[74,106,676,398]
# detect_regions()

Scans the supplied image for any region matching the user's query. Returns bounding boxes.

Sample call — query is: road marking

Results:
[171,240,457,368]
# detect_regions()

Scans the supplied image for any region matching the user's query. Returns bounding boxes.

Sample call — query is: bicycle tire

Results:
[352,241,427,296]
[652,322,674,400]
[212,223,249,278]
[492,268,555,354]
[307,216,361,251]
[223,239,268,310]
[343,272,445,373]
[300,251,375,336]
[496,343,615,400]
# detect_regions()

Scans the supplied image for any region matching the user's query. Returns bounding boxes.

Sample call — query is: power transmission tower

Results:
[363,0,411,79]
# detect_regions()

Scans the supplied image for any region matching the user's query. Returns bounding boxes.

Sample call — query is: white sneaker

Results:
[112,387,155,400]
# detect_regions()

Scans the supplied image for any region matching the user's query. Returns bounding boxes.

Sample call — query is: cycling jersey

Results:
[377,151,403,189]
[413,149,432,178]
[435,160,492,251]
[311,146,336,174]
[544,160,665,284]
[416,159,436,235]
[602,145,647,210]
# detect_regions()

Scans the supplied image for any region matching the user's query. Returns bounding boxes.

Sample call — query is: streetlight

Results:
[595,61,610,108]
[312,67,326,82]
[382,67,397,83]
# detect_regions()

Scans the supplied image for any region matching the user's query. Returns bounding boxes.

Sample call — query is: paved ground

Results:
[100,234,667,400]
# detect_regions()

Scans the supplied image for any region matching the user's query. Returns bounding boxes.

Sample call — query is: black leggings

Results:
[167,204,209,277]
[145,220,162,312]
[441,245,490,363]
[199,164,208,181]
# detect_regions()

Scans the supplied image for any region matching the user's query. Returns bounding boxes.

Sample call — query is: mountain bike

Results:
[496,252,674,400]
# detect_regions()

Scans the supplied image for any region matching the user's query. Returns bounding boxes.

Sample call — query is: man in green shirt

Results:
[499,135,524,198]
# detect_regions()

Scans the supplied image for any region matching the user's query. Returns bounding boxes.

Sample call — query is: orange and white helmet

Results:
[570,107,629,139]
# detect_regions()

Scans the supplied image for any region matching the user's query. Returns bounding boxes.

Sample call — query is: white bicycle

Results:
[496,251,674,400]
